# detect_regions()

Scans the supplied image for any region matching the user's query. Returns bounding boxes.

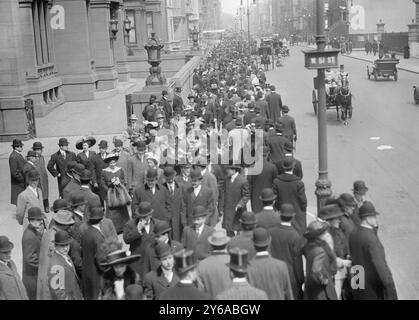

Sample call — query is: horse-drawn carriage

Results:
[259,45,272,71]
[367,56,399,81]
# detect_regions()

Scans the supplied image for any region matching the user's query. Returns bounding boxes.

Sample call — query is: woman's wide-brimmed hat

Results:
[76,136,97,150]
[104,153,119,164]
[100,249,141,268]
[304,220,330,240]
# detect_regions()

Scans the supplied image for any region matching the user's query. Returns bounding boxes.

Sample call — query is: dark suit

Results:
[47,150,77,198]
[160,97,173,120]
[62,179,81,202]
[248,160,278,213]
[266,134,290,164]
[69,186,100,209]
[256,208,282,230]
[81,226,105,300]
[248,254,294,300]
[172,94,184,114]
[273,174,307,235]
[276,156,303,180]
[132,184,169,222]
[265,92,282,123]
[181,225,214,261]
[349,226,398,300]
[159,281,210,300]
[278,115,297,143]
[144,266,180,300]
[91,152,109,202]
[163,182,186,241]
[269,224,305,300]
[255,100,269,119]
[221,174,250,233]
[22,224,42,300]
[143,240,183,276]
[76,150,96,173]
[184,186,214,227]
[9,150,26,205]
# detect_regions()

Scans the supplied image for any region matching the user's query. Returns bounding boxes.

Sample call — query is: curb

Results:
[342,54,419,75]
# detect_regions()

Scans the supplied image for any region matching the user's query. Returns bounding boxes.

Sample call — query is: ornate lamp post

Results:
[123,15,134,56]
[109,17,119,41]
[190,26,200,51]
[144,32,167,86]
[303,0,340,212]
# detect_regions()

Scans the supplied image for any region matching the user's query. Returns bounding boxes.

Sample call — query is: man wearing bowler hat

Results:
[216,248,268,300]
[91,140,110,204]
[63,163,85,202]
[349,201,398,300]
[47,138,77,198]
[337,193,360,240]
[159,249,210,300]
[276,140,303,179]
[47,230,83,300]
[228,211,257,260]
[9,139,26,206]
[127,141,148,195]
[248,228,293,300]
[197,229,232,298]
[123,202,162,279]
[182,206,214,261]
[0,236,28,300]
[32,142,50,213]
[22,207,44,299]
[265,84,282,123]
[265,123,289,165]
[173,85,184,115]
[256,188,282,229]
[352,180,369,209]
[160,90,173,121]
[69,169,100,208]
[268,203,305,300]
[278,105,297,145]
[23,150,38,187]
[273,156,307,236]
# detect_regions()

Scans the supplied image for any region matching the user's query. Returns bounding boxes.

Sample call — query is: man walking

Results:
[265,85,282,123]
[9,139,26,206]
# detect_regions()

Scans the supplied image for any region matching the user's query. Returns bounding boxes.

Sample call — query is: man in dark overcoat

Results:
[81,207,106,300]
[272,157,307,236]
[268,204,305,300]
[32,142,50,212]
[63,163,85,202]
[349,202,398,300]
[266,123,290,165]
[276,141,303,179]
[9,139,26,206]
[69,170,100,207]
[265,85,282,123]
[23,151,38,186]
[220,165,250,237]
[22,207,44,300]
[47,138,77,198]
[277,105,297,145]
[255,188,282,229]
[227,211,257,260]
[172,87,184,115]
[160,90,173,120]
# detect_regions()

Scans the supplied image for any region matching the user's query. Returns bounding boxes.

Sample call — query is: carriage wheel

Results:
[312,90,318,115]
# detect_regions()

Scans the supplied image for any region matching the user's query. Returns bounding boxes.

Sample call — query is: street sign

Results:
[303,49,340,69]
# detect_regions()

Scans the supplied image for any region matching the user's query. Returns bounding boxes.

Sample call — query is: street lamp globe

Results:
[124,16,132,33]
[109,18,118,40]
[144,32,166,86]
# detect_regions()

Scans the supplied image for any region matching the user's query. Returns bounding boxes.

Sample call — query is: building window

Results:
[146,12,154,37]
[32,0,51,66]
[126,10,137,43]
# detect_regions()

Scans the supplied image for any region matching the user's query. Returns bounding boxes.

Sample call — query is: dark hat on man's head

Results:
[66,161,77,174]
[32,142,44,150]
[358,201,380,219]
[253,228,272,248]
[98,140,108,149]
[239,211,257,225]
[194,156,207,168]
[53,199,70,212]
[304,220,329,240]
[259,188,277,202]
[275,123,284,133]
[72,164,85,176]
[87,207,105,221]
[0,236,14,253]
[154,221,171,236]
[174,249,197,274]
[163,166,176,178]
[27,150,37,158]
[281,157,294,171]
[69,194,86,208]
[235,117,243,126]
[318,204,344,221]
[135,202,154,218]
[54,230,73,246]
[134,141,147,151]
[266,119,274,127]
[353,180,368,193]
[282,105,290,113]
[113,139,123,147]
[192,206,208,219]
[280,204,296,217]
[12,139,23,148]
[270,85,276,91]
[338,193,357,207]
[226,248,249,273]
[28,207,44,220]
[58,138,69,146]
[79,169,92,182]
[155,242,172,260]
[27,169,40,182]
[284,141,293,153]
[190,169,203,181]
[208,229,230,247]
[146,168,158,180]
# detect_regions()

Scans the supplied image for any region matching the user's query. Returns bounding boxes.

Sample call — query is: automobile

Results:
[367,55,399,81]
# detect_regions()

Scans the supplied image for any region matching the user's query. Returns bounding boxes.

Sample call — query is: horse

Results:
[335,86,352,125]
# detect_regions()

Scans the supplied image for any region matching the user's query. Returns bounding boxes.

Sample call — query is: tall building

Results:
[199,0,221,30]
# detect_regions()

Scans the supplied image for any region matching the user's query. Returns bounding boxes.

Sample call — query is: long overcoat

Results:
[22,224,42,300]
[47,150,77,198]
[9,150,26,205]
[0,260,28,300]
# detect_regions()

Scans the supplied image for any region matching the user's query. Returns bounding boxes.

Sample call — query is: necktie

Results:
[196,227,200,237]
[62,152,66,159]
[170,184,174,195]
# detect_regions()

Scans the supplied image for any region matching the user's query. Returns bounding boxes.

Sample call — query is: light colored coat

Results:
[16,186,45,230]
[0,260,28,300]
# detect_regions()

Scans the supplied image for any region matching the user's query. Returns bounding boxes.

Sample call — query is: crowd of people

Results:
[2,38,397,301]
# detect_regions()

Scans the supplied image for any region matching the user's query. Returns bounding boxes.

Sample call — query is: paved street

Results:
[265,46,419,299]
[1,46,419,299]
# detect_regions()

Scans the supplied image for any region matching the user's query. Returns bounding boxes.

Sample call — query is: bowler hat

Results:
[253,228,272,247]
[338,193,357,207]
[135,202,154,218]
[353,180,368,193]
[239,211,257,225]
[53,210,75,225]
[280,204,296,217]
[358,201,380,219]
[98,140,108,149]
[0,236,14,253]
[318,204,344,221]
[275,123,284,133]
[284,141,293,153]
[27,169,40,182]
[32,142,44,150]
[69,194,86,208]
[101,249,141,268]
[79,169,92,182]
[146,168,158,180]
[226,248,249,273]
[88,207,105,221]
[12,139,23,148]
[304,220,329,240]
[190,169,203,181]
[113,139,123,147]
[58,138,69,146]
[259,188,277,202]
[192,206,208,219]
[72,164,85,176]
[281,157,294,171]
[66,161,77,174]
[27,150,37,158]
[174,249,197,274]
[134,141,147,151]
[266,119,274,127]
[54,230,73,246]
[154,221,171,236]
[28,207,44,220]
[76,136,96,150]
[155,242,172,260]
[163,166,176,178]
[282,105,290,113]
[52,199,70,212]
[208,229,230,247]
[270,85,276,91]
[235,118,243,126]
[162,90,169,96]
[104,154,119,164]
